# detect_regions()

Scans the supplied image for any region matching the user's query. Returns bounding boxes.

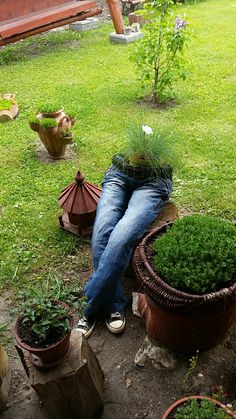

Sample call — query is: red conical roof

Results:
[59,171,101,214]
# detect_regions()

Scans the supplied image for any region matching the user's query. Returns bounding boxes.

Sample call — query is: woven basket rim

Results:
[134,221,236,302]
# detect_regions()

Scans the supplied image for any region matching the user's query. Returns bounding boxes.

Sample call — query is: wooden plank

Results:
[150,201,179,229]
[0,8,102,46]
[0,1,96,39]
[0,0,69,21]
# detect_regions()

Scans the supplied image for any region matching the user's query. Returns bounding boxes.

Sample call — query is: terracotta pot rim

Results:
[162,395,235,419]
[39,108,64,117]
[61,132,74,140]
[14,300,73,353]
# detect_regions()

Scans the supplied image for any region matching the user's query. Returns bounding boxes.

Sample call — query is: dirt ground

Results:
[1,285,236,419]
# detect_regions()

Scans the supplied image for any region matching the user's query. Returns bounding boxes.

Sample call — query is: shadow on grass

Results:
[0,30,82,66]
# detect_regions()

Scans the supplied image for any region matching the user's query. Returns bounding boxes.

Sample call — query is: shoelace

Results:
[111,312,122,319]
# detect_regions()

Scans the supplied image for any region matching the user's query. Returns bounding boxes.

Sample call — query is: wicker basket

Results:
[133,223,236,352]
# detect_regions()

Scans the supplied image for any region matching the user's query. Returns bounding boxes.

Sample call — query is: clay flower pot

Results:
[124,26,132,35]
[0,94,19,122]
[162,395,235,418]
[29,108,75,159]
[14,300,73,368]
[133,222,236,352]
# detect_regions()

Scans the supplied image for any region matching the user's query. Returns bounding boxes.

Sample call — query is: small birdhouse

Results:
[59,171,101,236]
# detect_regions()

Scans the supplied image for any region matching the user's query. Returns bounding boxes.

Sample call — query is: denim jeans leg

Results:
[84,177,172,317]
[92,169,130,270]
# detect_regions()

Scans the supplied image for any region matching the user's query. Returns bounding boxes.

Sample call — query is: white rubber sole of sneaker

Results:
[106,318,126,334]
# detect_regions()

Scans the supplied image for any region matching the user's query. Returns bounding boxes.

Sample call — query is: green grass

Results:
[0,0,235,290]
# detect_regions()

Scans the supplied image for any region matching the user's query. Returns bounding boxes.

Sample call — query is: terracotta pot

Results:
[0,93,19,122]
[14,300,73,367]
[133,223,236,352]
[29,109,75,159]
[162,395,236,419]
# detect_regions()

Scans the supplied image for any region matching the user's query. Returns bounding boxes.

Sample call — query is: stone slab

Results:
[69,17,99,31]
[109,31,143,44]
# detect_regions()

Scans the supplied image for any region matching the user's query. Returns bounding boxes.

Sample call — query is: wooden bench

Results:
[121,0,141,16]
[0,0,102,46]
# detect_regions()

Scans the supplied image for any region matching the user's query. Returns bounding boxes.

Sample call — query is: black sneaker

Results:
[75,316,96,338]
[106,312,126,334]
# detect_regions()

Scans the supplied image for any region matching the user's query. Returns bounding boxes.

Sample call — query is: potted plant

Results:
[162,395,235,418]
[37,102,64,117]
[28,102,76,159]
[0,94,19,122]
[14,279,86,368]
[133,215,236,352]
[112,123,175,179]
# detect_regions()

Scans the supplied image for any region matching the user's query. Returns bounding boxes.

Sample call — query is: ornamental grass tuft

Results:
[122,123,176,170]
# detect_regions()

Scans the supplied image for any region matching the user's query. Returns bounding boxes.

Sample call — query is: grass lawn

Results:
[0,0,235,291]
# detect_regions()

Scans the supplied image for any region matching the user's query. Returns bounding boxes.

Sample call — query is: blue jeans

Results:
[84,165,172,318]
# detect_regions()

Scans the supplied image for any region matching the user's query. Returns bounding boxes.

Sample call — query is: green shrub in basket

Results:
[153,215,236,294]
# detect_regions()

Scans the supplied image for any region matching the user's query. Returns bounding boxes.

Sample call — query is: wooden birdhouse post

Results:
[59,171,101,236]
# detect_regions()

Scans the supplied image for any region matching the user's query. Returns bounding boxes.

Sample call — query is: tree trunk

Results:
[15,331,104,419]
[0,346,11,413]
